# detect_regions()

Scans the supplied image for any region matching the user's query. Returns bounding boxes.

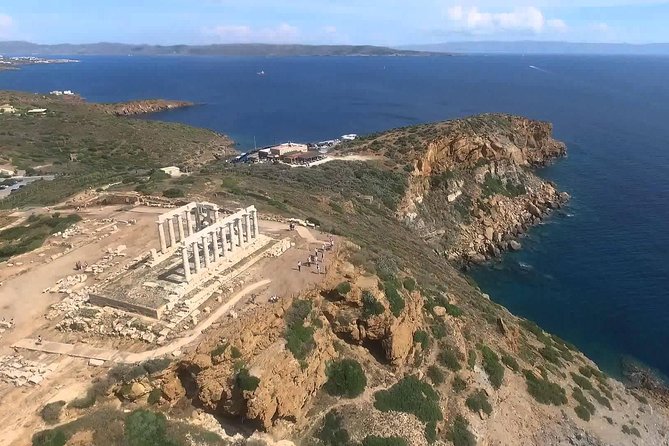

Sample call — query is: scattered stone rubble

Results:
[0,355,50,387]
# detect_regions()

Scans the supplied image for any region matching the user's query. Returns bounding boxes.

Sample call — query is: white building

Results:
[160,166,183,177]
[268,142,308,157]
[0,104,16,114]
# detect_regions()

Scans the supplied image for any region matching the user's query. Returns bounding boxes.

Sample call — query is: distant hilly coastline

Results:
[0,41,440,57]
[404,40,669,55]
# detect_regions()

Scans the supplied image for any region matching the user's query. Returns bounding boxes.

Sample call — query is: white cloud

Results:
[445,5,566,35]
[0,14,14,38]
[205,22,299,43]
[323,25,338,35]
[591,22,610,33]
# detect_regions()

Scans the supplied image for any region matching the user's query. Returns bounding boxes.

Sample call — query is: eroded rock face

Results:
[387,114,568,264]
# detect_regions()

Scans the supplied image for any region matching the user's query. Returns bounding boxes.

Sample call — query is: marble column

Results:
[228,222,235,252]
[219,227,226,257]
[186,210,195,236]
[243,213,250,243]
[212,207,220,223]
[212,230,220,262]
[182,246,191,282]
[252,210,259,239]
[167,217,176,247]
[202,235,211,268]
[236,218,243,248]
[157,222,167,253]
[193,241,201,273]
[176,214,185,241]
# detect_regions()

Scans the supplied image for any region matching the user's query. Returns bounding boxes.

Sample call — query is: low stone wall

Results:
[88,293,163,319]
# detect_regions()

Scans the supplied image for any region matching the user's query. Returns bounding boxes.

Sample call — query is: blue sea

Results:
[2,55,669,379]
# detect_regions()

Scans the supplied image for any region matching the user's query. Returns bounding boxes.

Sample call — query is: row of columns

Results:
[180,206,259,283]
[156,203,220,254]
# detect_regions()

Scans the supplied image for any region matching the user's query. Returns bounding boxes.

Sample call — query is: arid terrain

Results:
[0,92,666,446]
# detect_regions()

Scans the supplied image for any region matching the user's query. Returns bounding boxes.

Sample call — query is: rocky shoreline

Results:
[452,181,570,267]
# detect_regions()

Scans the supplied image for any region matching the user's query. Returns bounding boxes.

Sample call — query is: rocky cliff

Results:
[345,114,569,265]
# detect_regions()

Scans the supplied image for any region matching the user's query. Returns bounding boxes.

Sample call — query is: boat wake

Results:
[529,65,549,73]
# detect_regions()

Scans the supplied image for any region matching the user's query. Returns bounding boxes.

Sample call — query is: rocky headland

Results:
[95,99,194,116]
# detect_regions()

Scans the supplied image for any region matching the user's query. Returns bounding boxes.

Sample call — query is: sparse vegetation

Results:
[446,415,476,446]
[427,365,444,385]
[124,409,179,446]
[0,213,81,261]
[570,372,593,390]
[147,388,162,405]
[501,352,520,372]
[573,388,595,421]
[452,375,467,393]
[413,330,430,350]
[335,281,352,296]
[162,187,184,198]
[466,389,493,415]
[438,346,462,372]
[402,277,416,292]
[480,345,504,389]
[285,299,315,360]
[589,387,612,410]
[467,349,476,370]
[383,281,405,317]
[236,367,260,392]
[362,291,385,317]
[622,424,641,438]
[362,436,408,446]
[318,411,350,446]
[523,370,567,406]
[374,376,442,423]
[324,359,367,398]
[40,401,66,425]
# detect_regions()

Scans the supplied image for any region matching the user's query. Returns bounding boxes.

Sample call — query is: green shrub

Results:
[427,365,444,385]
[480,346,504,389]
[622,425,641,437]
[336,281,352,296]
[362,436,408,446]
[32,429,68,446]
[445,303,464,317]
[425,421,437,444]
[285,300,315,360]
[574,404,591,421]
[383,281,405,317]
[147,388,162,405]
[230,346,242,359]
[467,350,476,370]
[573,387,595,416]
[438,347,461,372]
[402,277,416,292]
[523,370,567,406]
[109,364,147,383]
[570,372,593,390]
[430,322,446,340]
[210,343,228,358]
[362,291,385,317]
[501,353,520,372]
[40,401,65,425]
[413,330,430,350]
[324,359,367,398]
[142,358,171,375]
[466,389,493,415]
[520,320,551,345]
[68,391,96,409]
[631,392,648,405]
[318,411,350,446]
[236,367,260,392]
[374,376,442,423]
[589,388,612,410]
[539,345,562,364]
[124,409,178,446]
[446,415,476,446]
[452,376,467,393]
[162,187,185,198]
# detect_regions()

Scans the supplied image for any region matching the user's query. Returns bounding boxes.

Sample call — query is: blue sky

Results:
[0,1,667,45]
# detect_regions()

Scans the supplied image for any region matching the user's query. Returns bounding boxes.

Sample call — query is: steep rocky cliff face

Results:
[95,99,194,116]
[344,114,569,265]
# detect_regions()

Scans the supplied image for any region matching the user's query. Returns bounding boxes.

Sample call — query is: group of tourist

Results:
[297,235,335,275]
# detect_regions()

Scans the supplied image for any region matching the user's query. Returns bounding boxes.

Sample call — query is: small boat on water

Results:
[257,70,265,76]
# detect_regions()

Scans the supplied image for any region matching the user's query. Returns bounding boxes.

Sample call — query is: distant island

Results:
[0,41,439,57]
[0,55,78,70]
[404,40,669,55]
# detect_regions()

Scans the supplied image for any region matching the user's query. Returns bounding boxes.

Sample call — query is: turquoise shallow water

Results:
[2,54,669,378]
